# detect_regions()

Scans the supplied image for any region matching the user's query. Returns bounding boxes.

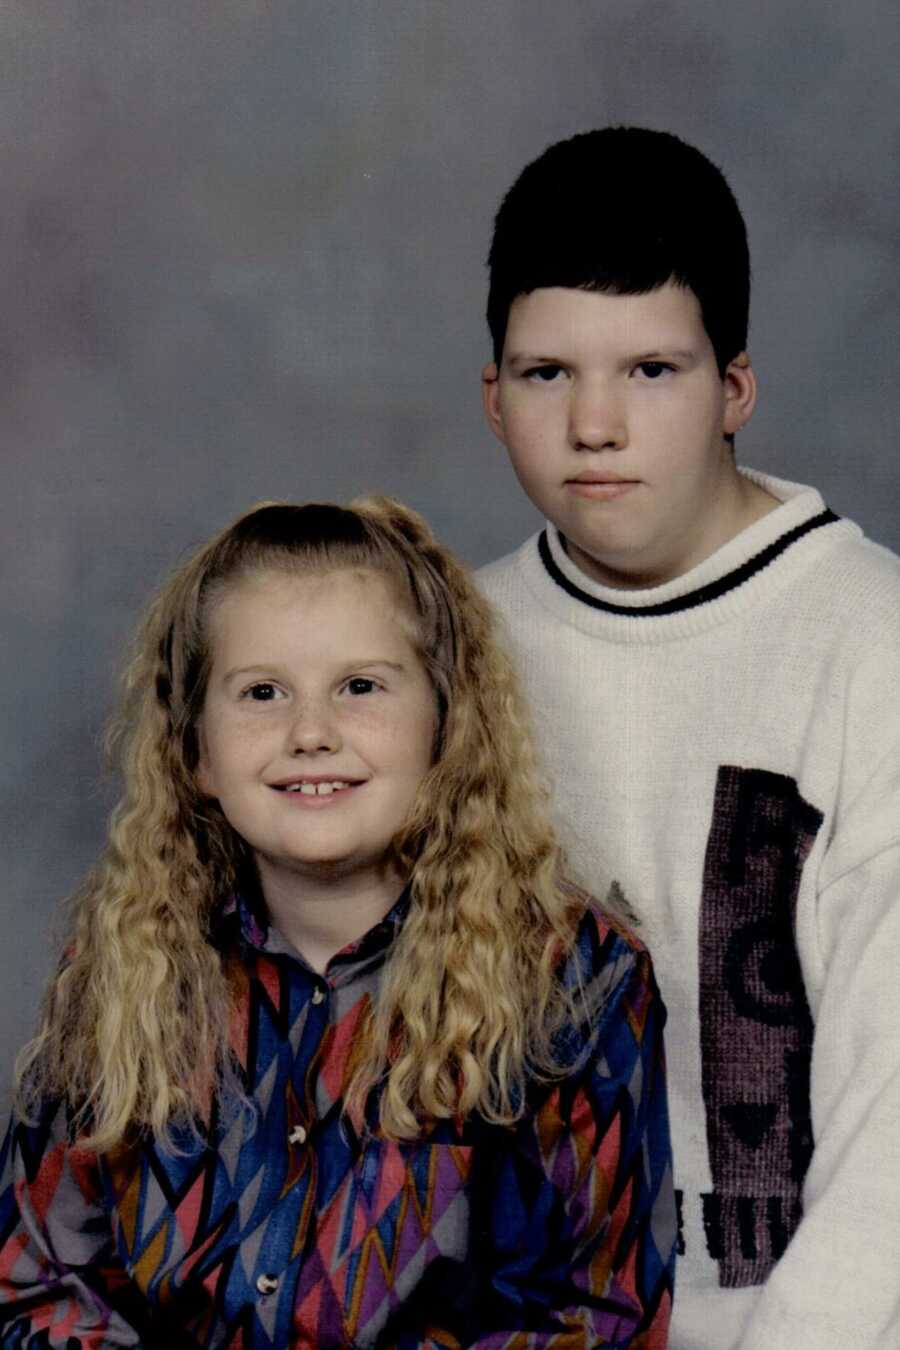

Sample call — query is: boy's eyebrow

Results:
[504,346,699,365]
[503,350,562,365]
[631,348,697,362]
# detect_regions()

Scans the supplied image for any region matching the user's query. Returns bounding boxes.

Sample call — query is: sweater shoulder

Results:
[475,535,537,601]
[801,527,900,657]
[821,528,900,607]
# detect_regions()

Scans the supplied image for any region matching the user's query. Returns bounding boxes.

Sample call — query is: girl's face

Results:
[196,566,437,897]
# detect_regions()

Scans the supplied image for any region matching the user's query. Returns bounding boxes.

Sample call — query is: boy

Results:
[477,127,900,1349]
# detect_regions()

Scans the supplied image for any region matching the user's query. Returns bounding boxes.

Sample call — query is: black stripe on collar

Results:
[538,509,839,617]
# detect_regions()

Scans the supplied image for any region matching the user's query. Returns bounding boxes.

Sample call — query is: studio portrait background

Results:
[2,0,898,1109]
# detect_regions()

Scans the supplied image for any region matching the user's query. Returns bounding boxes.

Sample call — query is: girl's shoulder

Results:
[560,883,662,1050]
[569,879,651,966]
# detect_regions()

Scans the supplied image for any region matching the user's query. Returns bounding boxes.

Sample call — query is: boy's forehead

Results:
[503,282,708,352]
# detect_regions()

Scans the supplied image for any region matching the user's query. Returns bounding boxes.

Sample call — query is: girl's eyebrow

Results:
[221,664,278,684]
[340,659,407,674]
[220,659,407,684]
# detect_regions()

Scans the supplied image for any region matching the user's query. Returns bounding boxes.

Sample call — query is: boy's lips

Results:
[565,472,640,500]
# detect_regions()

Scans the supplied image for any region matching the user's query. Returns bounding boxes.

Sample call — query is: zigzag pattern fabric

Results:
[0,890,674,1346]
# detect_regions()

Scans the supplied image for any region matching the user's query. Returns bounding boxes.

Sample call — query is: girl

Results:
[0,497,674,1347]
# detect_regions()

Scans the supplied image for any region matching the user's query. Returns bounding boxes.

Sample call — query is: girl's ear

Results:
[723,351,757,435]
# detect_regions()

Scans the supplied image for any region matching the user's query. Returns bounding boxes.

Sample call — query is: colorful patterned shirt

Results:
[0,890,675,1347]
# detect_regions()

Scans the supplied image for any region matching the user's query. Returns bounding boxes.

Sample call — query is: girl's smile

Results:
[270,776,362,799]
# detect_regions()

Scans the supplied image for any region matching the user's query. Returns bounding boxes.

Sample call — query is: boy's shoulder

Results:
[476,536,534,583]
[807,508,900,654]
[475,532,539,608]
[824,524,900,604]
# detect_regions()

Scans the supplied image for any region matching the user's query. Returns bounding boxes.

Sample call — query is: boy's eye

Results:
[635,361,674,379]
[345,677,379,696]
[243,682,282,701]
[523,363,565,382]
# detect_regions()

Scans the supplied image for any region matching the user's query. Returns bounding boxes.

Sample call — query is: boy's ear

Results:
[723,351,757,436]
[481,361,507,444]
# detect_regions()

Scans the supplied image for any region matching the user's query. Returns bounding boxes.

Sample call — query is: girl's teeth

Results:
[285,781,351,795]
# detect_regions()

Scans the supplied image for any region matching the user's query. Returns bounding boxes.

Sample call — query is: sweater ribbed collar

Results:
[522,469,856,644]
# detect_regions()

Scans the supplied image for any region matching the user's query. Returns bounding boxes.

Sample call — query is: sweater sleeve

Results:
[736,644,900,1349]
[464,915,676,1348]
[0,1103,143,1347]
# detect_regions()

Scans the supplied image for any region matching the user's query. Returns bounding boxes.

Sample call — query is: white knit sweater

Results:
[478,470,900,1350]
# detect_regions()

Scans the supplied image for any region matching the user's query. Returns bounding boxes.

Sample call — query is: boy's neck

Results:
[565,468,779,592]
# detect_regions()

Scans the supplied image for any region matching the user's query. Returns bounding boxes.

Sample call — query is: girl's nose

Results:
[287,699,340,755]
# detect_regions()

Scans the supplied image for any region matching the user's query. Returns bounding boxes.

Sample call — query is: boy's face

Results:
[482,283,758,589]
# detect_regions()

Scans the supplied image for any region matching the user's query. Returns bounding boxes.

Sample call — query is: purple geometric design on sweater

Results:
[699,765,822,1287]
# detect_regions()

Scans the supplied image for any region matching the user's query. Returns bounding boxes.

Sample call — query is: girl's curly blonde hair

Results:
[17,496,591,1149]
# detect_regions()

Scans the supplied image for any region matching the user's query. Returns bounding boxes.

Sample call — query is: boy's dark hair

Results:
[487,126,750,375]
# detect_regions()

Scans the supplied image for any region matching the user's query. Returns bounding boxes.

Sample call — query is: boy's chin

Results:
[562,535,671,592]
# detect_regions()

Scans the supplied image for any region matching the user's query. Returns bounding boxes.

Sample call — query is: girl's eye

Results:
[244,682,281,701]
[523,363,565,382]
[635,361,674,379]
[346,677,378,696]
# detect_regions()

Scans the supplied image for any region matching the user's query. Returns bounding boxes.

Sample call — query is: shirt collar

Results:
[214,884,411,983]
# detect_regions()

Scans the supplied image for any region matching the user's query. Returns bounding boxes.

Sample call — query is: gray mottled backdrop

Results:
[2,0,899,1107]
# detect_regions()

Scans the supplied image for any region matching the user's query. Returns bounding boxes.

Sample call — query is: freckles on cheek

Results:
[206,712,256,759]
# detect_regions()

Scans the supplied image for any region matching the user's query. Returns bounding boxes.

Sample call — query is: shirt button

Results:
[311,986,326,1005]
[289,1124,307,1145]
[256,1273,279,1296]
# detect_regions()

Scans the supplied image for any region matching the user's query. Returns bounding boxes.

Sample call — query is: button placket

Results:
[287,982,326,1155]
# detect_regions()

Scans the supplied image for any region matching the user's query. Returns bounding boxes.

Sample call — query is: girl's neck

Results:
[256,860,406,974]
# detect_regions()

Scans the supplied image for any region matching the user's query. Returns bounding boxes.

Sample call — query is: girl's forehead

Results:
[217,562,403,606]
[207,564,421,646]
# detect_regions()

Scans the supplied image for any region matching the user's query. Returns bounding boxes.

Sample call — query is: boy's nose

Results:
[568,384,627,451]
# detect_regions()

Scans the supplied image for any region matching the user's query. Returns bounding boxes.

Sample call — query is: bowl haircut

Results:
[486,126,750,376]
